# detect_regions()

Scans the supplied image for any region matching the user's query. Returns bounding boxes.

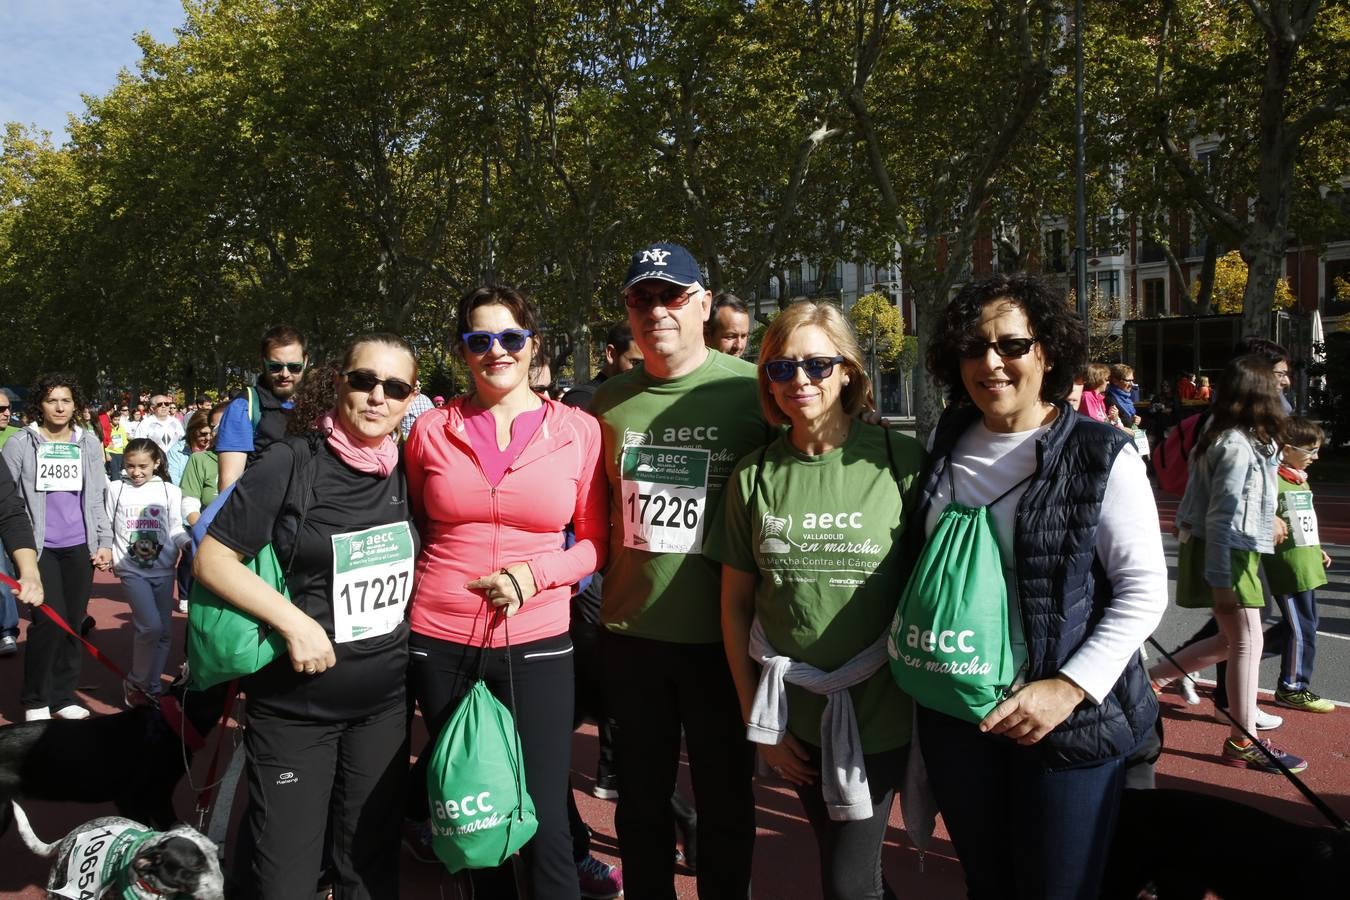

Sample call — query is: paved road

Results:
[1150,522,1350,706]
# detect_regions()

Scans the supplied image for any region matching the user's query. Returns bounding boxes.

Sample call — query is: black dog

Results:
[0,679,230,835]
[1103,787,1350,899]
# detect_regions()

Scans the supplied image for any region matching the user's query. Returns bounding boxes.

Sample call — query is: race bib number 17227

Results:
[621,445,710,555]
[330,521,415,643]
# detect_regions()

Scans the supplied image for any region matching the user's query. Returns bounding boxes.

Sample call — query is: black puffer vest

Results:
[913,402,1158,768]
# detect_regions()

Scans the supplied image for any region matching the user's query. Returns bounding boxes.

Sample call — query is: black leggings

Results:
[23,545,93,711]
[793,743,907,900]
[409,630,578,900]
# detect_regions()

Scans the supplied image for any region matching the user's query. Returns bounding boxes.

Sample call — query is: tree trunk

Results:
[912,281,946,445]
[1241,226,1286,338]
[1194,238,1218,315]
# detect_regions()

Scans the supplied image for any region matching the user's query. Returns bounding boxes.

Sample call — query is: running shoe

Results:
[24,706,50,721]
[1176,676,1201,705]
[52,704,90,720]
[1220,737,1307,774]
[577,854,623,899]
[122,678,154,710]
[1254,708,1282,731]
[592,773,619,800]
[0,634,17,656]
[1275,688,1336,713]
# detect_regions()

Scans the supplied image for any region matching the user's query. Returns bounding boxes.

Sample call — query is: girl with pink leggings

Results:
[1149,354,1307,774]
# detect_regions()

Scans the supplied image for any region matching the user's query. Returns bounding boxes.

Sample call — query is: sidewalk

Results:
[1,572,1347,898]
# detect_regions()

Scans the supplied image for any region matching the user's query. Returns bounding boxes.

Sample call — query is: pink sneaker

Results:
[577,854,623,899]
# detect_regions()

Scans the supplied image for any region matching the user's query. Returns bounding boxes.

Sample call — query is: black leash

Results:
[1148,635,1350,832]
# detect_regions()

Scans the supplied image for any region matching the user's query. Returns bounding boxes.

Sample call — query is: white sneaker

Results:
[52,704,91,720]
[24,706,50,721]
[1177,677,1201,705]
[177,597,188,614]
[1254,708,1282,731]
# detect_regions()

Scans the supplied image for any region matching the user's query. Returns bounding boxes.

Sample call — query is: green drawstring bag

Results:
[186,543,290,689]
[888,494,1021,724]
[427,672,537,871]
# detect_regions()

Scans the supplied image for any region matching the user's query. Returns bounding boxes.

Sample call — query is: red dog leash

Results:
[0,572,205,750]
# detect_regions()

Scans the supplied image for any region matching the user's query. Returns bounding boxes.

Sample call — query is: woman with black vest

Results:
[908,274,1166,899]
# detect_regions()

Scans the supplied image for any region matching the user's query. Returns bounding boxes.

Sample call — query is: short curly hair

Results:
[926,273,1085,406]
[25,372,87,426]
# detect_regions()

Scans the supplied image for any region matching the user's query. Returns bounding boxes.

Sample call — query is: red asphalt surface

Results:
[3,500,1349,899]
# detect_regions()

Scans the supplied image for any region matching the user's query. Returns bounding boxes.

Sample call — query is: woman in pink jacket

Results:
[405,285,608,900]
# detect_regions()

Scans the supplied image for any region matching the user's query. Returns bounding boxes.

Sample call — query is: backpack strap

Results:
[246,386,262,431]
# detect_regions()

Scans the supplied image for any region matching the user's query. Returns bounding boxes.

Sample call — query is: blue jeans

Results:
[0,539,18,638]
[1268,590,1319,691]
[917,705,1126,900]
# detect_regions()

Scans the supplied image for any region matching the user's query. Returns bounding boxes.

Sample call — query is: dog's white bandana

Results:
[51,822,158,900]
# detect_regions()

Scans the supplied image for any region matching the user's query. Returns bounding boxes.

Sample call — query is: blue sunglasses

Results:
[462,329,533,354]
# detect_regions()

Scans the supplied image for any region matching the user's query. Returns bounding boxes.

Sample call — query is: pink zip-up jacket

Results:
[405,397,608,648]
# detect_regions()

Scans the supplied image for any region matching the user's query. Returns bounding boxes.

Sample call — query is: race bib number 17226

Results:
[621,445,710,555]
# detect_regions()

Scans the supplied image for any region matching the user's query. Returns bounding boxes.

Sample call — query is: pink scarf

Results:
[321,411,398,477]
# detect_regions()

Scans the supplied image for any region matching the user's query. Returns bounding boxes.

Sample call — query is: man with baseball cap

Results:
[591,241,772,896]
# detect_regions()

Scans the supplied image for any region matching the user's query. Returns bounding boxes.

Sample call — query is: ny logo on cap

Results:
[640,248,671,266]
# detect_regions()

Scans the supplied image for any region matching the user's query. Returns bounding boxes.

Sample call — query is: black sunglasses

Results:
[958,337,1038,359]
[265,360,306,374]
[462,329,533,354]
[624,285,696,311]
[0,406,10,413]
[764,356,846,383]
[342,370,415,401]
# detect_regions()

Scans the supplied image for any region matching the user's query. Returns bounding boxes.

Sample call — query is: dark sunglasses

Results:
[343,369,415,400]
[958,337,1038,359]
[764,356,846,383]
[265,360,306,375]
[461,329,533,354]
[153,401,171,408]
[624,285,695,311]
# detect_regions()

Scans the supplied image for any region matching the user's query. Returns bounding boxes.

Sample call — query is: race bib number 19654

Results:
[621,445,710,555]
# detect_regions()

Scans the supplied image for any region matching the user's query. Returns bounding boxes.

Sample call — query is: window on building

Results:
[1142,278,1166,317]
[1045,229,1067,273]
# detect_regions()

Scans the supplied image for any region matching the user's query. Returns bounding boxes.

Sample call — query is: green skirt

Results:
[1176,537,1264,609]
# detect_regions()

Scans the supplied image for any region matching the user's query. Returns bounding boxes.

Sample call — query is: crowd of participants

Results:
[0,240,1335,900]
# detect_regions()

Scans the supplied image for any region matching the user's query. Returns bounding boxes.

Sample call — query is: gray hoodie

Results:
[2,424,113,556]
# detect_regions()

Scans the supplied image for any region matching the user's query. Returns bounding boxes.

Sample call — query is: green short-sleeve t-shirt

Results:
[592,350,774,644]
[704,422,925,753]
[1264,476,1327,596]
[180,449,221,510]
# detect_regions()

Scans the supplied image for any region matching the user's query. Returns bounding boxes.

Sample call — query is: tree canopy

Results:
[0,0,1345,439]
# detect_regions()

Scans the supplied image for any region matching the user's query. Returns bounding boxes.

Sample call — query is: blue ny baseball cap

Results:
[622,242,703,291]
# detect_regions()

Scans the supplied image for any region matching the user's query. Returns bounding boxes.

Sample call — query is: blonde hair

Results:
[1085,362,1111,390]
[757,301,872,426]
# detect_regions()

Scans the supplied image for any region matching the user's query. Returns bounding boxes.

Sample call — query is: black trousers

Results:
[409,630,579,900]
[237,698,407,900]
[23,545,93,711]
[602,631,755,900]
[793,744,907,900]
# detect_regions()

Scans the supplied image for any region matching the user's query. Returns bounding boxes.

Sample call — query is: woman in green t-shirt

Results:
[707,300,925,900]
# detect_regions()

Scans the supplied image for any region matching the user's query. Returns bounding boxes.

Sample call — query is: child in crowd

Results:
[104,438,189,706]
[1266,418,1335,714]
[1195,375,1212,403]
